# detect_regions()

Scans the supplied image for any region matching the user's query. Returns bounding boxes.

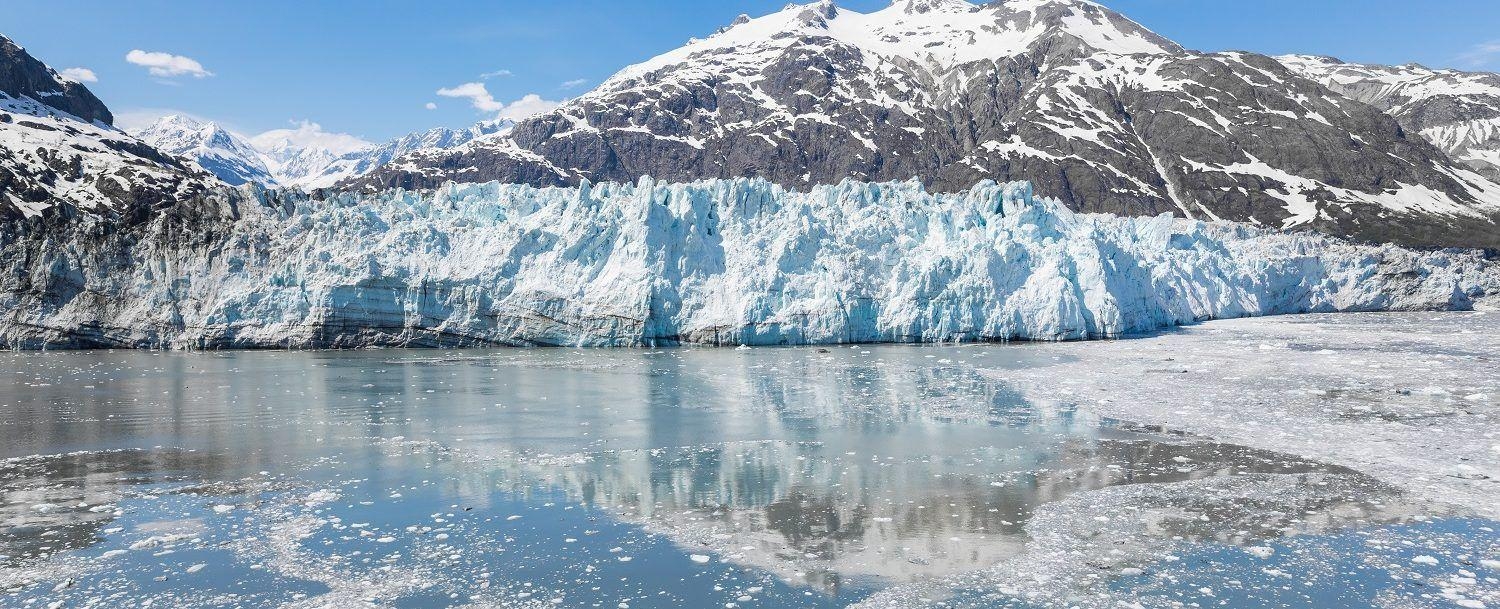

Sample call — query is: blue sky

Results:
[7,0,1500,144]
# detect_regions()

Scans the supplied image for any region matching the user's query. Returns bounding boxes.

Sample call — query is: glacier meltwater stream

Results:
[0,313,1496,609]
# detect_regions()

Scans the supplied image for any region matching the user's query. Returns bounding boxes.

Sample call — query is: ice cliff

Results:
[1,178,1495,349]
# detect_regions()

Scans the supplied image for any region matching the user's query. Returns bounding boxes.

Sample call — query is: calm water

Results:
[0,344,1493,608]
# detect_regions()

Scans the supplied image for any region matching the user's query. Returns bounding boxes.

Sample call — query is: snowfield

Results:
[1,177,1496,349]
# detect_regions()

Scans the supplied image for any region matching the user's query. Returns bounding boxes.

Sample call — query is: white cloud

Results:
[560,78,588,90]
[1458,40,1500,68]
[125,49,213,78]
[437,82,503,112]
[436,82,561,120]
[495,94,561,120]
[425,102,438,110]
[59,67,97,83]
[480,69,513,79]
[248,120,372,155]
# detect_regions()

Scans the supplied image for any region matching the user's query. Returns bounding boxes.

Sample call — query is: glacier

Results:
[0,177,1495,349]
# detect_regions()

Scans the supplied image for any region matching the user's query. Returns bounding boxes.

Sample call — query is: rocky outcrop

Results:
[0,35,112,125]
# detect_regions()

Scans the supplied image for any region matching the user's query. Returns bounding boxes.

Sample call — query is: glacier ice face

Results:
[0,178,1494,349]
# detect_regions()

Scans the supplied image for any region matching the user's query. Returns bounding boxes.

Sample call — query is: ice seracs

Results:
[1,177,1493,349]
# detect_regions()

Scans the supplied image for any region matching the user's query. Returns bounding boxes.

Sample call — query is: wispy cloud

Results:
[494,94,561,120]
[437,82,503,112]
[425,102,438,110]
[126,49,213,78]
[480,69,513,79]
[436,82,560,120]
[559,78,588,90]
[248,120,372,155]
[59,67,97,83]
[1457,40,1500,68]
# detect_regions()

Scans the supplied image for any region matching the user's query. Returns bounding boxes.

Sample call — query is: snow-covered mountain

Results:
[242,124,370,188]
[128,114,513,190]
[2,178,1494,349]
[354,0,1500,248]
[0,35,211,217]
[133,115,277,187]
[291,119,513,189]
[1276,54,1500,182]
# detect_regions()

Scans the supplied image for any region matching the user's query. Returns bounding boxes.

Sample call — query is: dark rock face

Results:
[353,0,1500,249]
[0,35,112,125]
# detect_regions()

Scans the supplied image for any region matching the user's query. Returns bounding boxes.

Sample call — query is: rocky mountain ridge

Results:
[354,0,1500,249]
[1277,54,1500,182]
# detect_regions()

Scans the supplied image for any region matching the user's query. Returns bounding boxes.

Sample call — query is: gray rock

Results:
[1277,54,1500,182]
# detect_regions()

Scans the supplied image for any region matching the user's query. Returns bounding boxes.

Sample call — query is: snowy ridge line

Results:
[0,177,1495,350]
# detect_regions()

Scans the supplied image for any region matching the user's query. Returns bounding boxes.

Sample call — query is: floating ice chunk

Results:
[186,563,206,573]
[1412,555,1440,565]
[129,533,193,550]
[690,554,711,563]
[1244,546,1275,559]
[304,489,340,506]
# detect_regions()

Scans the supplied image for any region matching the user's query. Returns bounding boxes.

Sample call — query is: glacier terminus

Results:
[2,177,1495,349]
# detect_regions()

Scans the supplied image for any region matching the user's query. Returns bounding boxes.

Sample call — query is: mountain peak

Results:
[133,114,275,187]
[601,0,1177,90]
[0,33,114,125]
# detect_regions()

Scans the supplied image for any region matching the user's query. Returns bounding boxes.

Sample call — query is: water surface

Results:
[0,336,1492,608]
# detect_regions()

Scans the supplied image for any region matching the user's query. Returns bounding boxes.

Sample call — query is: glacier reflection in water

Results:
[0,345,1402,607]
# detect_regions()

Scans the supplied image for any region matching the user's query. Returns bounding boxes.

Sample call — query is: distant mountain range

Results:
[130,114,513,189]
[131,115,275,187]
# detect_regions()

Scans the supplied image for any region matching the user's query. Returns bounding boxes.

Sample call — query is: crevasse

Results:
[2,177,1494,349]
